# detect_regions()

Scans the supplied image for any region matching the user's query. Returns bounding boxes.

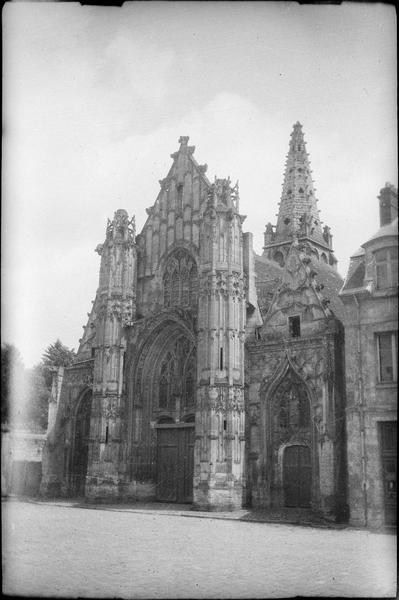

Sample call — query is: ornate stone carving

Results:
[102,398,119,420]
[64,366,93,388]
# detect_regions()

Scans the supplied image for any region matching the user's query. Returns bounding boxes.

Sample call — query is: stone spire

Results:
[263,122,336,268]
[275,122,322,243]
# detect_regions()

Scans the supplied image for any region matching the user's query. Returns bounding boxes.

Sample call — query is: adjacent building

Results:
[340,183,397,527]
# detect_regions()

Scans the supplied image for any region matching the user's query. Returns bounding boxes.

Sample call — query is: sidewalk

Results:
[4,495,350,530]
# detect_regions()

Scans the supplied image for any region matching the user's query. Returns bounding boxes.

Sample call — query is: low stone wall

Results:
[2,429,46,497]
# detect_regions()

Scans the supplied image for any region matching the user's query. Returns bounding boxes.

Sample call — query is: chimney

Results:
[378,183,398,227]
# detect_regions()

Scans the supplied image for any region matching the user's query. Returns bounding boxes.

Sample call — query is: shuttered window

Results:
[377,332,398,383]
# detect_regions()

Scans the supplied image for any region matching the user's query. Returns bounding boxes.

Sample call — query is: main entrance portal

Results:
[283,445,311,507]
[156,425,195,503]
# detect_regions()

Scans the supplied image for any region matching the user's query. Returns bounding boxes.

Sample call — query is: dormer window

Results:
[375,247,398,289]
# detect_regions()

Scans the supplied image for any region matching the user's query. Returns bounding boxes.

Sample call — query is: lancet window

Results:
[183,350,196,407]
[158,352,177,410]
[163,249,198,308]
[273,372,310,432]
[157,337,196,411]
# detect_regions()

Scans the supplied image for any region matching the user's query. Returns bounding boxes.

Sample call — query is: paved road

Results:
[2,500,396,598]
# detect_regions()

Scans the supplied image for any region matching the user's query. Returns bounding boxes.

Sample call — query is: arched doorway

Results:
[154,336,196,503]
[129,313,197,504]
[268,367,313,508]
[71,390,92,496]
[283,445,311,507]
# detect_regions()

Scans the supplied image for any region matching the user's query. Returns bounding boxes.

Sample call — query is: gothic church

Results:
[42,123,348,519]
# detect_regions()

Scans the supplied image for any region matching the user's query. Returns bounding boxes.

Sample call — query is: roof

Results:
[254,252,346,323]
[308,258,346,321]
[254,255,285,315]
[362,218,398,247]
[350,246,365,258]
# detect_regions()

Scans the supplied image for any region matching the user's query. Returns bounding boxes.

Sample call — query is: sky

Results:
[2,1,397,368]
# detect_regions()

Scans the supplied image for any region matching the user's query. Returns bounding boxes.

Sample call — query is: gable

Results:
[260,243,332,336]
[136,137,211,280]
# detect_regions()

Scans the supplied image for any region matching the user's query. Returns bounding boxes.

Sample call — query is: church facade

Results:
[41,124,353,519]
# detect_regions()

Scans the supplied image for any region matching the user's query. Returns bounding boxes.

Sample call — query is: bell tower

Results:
[195,177,246,510]
[85,209,137,500]
[263,122,337,268]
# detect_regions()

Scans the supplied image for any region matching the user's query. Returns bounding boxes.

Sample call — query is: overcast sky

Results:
[2,1,397,368]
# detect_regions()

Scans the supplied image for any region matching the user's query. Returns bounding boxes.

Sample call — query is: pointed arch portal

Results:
[260,363,315,509]
[71,390,92,496]
[129,313,196,503]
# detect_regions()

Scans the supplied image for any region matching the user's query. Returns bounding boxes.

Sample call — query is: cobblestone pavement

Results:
[2,499,396,599]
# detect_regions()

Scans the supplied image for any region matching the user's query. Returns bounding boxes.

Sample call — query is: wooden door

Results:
[380,422,397,526]
[156,428,179,502]
[283,445,311,507]
[71,395,92,496]
[156,426,194,503]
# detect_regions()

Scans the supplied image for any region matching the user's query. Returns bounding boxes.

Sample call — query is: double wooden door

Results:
[283,444,311,507]
[156,426,195,503]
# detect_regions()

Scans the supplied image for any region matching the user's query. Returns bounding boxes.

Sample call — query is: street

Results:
[2,500,396,598]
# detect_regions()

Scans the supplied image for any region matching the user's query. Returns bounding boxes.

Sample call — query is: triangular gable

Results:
[262,242,332,329]
[139,136,211,236]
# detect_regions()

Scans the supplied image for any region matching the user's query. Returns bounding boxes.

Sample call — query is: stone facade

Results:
[340,184,397,528]
[41,124,364,520]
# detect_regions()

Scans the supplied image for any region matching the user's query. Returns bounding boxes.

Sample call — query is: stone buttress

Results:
[195,178,247,510]
[85,209,137,500]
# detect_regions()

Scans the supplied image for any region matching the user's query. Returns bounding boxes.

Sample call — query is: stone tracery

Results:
[163,248,198,308]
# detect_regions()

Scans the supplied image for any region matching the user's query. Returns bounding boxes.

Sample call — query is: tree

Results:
[1,344,26,426]
[40,339,76,389]
[41,339,76,368]
[1,340,76,432]
[25,365,51,432]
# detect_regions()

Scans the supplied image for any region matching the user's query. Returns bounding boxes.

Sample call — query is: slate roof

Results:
[362,218,398,247]
[309,258,346,322]
[254,252,346,323]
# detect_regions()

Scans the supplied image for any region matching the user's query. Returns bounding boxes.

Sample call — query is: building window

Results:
[274,374,310,433]
[273,251,285,266]
[377,332,398,383]
[375,247,398,289]
[163,249,198,308]
[289,316,301,338]
[177,184,183,213]
[158,353,177,410]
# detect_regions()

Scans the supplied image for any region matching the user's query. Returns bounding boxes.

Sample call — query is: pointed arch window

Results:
[158,339,196,411]
[273,372,310,432]
[163,249,198,308]
[158,352,177,410]
[177,184,183,213]
[184,351,196,407]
